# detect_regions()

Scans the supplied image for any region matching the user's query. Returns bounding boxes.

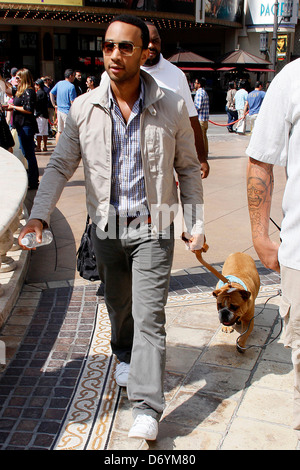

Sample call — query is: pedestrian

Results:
[193,78,200,92]
[74,70,84,96]
[18,14,205,441]
[42,76,55,134]
[86,75,99,91]
[7,68,39,190]
[225,81,238,133]
[246,58,300,442]
[245,81,266,132]
[234,80,248,134]
[34,79,49,152]
[50,69,77,143]
[6,67,18,128]
[194,77,210,156]
[141,22,209,178]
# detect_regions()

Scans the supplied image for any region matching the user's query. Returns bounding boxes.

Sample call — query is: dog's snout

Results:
[219,307,235,325]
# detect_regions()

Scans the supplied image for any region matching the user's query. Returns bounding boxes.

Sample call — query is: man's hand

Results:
[253,237,280,273]
[182,232,205,252]
[18,219,44,250]
[200,162,210,179]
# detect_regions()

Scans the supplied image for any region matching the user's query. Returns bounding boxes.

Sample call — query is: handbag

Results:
[76,215,100,281]
[0,111,15,150]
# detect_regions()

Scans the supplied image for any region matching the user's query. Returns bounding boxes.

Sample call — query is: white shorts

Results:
[57,110,68,133]
[36,116,48,136]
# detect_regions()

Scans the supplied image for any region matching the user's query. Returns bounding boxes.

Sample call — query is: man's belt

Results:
[116,215,152,227]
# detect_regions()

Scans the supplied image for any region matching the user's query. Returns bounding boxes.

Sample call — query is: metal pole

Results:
[270,0,279,80]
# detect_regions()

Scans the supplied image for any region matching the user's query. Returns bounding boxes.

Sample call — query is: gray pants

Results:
[91,220,174,419]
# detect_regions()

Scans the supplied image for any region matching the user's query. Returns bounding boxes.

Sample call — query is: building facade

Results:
[0,0,298,104]
[0,0,245,80]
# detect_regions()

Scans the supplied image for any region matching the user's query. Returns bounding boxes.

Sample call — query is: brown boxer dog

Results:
[212,253,260,353]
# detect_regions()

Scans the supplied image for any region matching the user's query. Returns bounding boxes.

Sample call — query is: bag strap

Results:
[85,214,90,232]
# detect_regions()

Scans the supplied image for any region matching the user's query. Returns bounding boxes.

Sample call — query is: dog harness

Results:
[217,275,248,292]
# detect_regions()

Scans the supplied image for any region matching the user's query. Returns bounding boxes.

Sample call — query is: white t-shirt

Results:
[246,58,300,270]
[141,54,197,118]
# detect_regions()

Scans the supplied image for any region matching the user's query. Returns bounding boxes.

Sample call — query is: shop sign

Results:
[246,0,299,26]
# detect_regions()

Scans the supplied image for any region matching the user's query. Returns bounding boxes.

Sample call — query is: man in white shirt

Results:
[234,80,248,134]
[141,23,209,179]
[246,58,300,442]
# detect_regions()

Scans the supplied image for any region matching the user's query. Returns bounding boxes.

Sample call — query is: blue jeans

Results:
[17,125,39,188]
[225,106,238,131]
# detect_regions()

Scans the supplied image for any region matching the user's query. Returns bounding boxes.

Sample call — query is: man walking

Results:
[194,77,210,156]
[18,15,204,441]
[246,59,300,442]
[50,69,77,143]
[141,22,209,178]
[234,80,248,134]
[245,81,265,132]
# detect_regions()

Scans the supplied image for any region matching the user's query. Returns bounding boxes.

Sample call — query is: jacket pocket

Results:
[144,126,175,174]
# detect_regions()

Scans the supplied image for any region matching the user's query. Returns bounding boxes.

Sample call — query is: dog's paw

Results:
[222,325,234,334]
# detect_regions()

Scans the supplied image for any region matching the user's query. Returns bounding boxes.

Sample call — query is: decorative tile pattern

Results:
[0,263,288,450]
[53,304,119,451]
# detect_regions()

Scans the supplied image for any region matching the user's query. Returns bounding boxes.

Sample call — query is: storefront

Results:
[240,0,299,74]
[0,0,245,82]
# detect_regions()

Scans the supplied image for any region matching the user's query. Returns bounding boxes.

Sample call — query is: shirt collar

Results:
[109,77,145,112]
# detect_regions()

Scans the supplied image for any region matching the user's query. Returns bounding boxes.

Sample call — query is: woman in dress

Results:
[7,68,39,190]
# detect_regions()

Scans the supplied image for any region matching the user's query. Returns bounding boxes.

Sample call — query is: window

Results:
[54,34,68,50]
[19,33,37,49]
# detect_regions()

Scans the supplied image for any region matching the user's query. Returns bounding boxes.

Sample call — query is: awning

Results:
[179,67,215,71]
[219,49,272,65]
[245,68,276,72]
[216,67,236,71]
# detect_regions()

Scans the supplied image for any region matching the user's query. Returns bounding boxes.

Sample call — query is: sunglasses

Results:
[102,41,141,57]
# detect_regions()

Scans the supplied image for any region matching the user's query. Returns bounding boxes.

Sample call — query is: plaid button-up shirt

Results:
[109,80,149,218]
[194,87,209,122]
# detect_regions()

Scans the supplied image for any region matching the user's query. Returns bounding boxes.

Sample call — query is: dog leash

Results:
[181,235,230,285]
[182,235,283,352]
[236,289,282,352]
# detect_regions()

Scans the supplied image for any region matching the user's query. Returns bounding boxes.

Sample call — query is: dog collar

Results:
[217,275,248,292]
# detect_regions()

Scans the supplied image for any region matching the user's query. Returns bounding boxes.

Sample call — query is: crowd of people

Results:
[225,78,266,134]
[0,67,100,189]
[0,51,267,192]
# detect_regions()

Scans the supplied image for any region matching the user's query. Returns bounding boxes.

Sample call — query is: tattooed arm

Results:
[247,157,280,272]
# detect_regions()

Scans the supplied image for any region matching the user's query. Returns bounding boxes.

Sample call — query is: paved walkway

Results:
[1,116,297,451]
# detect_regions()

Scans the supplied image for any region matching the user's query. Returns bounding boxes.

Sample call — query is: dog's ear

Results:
[213,289,221,298]
[239,290,251,301]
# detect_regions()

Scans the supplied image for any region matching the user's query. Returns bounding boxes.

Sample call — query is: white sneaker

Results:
[128,414,158,440]
[115,361,130,387]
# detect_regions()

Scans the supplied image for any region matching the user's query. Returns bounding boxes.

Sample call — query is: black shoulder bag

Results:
[76,215,100,281]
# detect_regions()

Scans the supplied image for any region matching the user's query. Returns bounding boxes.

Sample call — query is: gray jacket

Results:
[30,70,204,234]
